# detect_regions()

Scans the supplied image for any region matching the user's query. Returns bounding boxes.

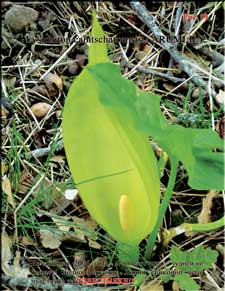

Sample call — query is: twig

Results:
[130,1,222,105]
[2,28,26,48]
[25,139,64,159]
[208,65,215,131]
[18,66,41,130]
[167,2,183,73]
[175,2,183,39]
[126,63,186,84]
[196,46,224,67]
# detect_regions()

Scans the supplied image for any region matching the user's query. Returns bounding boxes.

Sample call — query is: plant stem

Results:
[191,215,224,232]
[117,242,139,263]
[163,215,225,246]
[144,160,178,260]
[157,151,168,178]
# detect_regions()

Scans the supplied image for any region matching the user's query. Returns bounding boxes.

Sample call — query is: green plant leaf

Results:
[160,272,173,282]
[88,11,109,65]
[170,245,218,272]
[134,274,147,287]
[161,246,218,291]
[87,62,224,190]
[174,274,200,291]
[160,273,200,291]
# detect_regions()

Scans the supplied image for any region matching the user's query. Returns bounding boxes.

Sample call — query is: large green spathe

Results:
[62,13,160,245]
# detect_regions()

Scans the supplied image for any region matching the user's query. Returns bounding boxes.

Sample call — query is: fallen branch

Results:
[130,1,222,105]
[126,63,186,84]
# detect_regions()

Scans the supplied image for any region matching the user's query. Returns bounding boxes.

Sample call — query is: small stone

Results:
[192,88,207,98]
[68,61,79,75]
[215,89,225,106]
[2,2,12,8]
[68,55,86,75]
[5,5,39,33]
[43,72,63,92]
[86,257,108,275]
[1,107,9,119]
[32,84,49,97]
[55,110,62,118]
[75,54,86,67]
[30,102,51,118]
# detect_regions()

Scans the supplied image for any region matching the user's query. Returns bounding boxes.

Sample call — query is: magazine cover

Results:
[1,1,224,290]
